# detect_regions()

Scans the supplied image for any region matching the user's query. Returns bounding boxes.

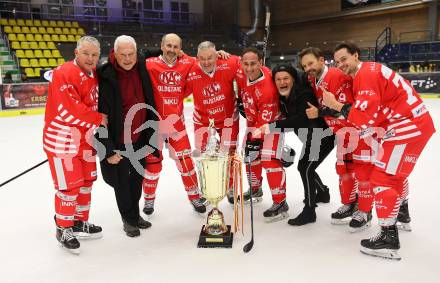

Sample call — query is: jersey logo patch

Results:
[159,71,182,86]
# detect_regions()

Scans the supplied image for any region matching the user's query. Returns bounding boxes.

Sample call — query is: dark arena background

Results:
[0,1,439,282]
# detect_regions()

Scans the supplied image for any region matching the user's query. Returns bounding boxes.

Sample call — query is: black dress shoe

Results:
[138,216,152,229]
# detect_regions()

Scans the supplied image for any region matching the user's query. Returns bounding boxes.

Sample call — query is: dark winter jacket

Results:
[95,51,159,187]
[269,69,329,135]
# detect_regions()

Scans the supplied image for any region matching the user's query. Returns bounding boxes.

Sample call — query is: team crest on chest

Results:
[159,71,182,86]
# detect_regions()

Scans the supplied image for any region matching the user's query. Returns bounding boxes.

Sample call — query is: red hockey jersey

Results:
[186,55,240,126]
[236,66,280,128]
[309,66,354,132]
[348,62,435,143]
[146,54,195,118]
[43,60,102,157]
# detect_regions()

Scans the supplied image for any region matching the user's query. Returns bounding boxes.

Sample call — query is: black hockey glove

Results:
[244,139,262,163]
[280,145,296,168]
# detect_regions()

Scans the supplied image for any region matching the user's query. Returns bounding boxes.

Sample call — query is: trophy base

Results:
[197,225,233,248]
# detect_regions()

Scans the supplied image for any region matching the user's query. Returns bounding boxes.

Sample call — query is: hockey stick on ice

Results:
[243,157,255,253]
[0,159,48,188]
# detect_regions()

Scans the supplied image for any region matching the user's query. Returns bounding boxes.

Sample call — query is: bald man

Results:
[142,34,207,216]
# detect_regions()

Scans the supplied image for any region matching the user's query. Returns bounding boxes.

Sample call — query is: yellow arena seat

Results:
[34,34,43,42]
[17,34,26,41]
[29,41,39,49]
[17,19,25,26]
[34,50,44,58]
[47,41,56,49]
[59,34,68,42]
[24,68,36,78]
[51,34,60,42]
[12,26,21,33]
[3,26,12,33]
[72,22,79,28]
[0,19,8,25]
[43,50,53,58]
[34,68,42,77]
[75,35,81,41]
[11,41,21,49]
[20,41,30,49]
[46,27,55,34]
[65,21,72,28]
[7,33,17,41]
[56,20,65,27]
[52,50,62,58]
[25,50,35,58]
[41,20,49,27]
[67,34,76,42]
[26,34,35,41]
[33,20,41,27]
[49,20,57,27]
[30,26,39,34]
[62,27,70,34]
[54,27,62,34]
[15,50,26,58]
[30,58,40,67]
[8,19,17,26]
[57,58,65,65]
[38,27,46,34]
[48,58,58,67]
[25,19,33,26]
[43,34,51,41]
[78,28,85,35]
[20,58,30,68]
[39,41,48,50]
[39,58,49,68]
[21,26,30,34]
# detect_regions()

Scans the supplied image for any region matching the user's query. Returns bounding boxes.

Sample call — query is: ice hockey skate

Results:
[143,199,155,216]
[191,197,208,213]
[349,210,372,233]
[331,202,357,225]
[72,220,103,239]
[56,226,80,255]
[263,201,289,223]
[243,187,263,204]
[396,200,412,232]
[360,225,401,260]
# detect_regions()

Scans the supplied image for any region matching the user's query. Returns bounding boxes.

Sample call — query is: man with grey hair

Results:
[185,41,241,203]
[96,35,159,237]
[43,36,107,254]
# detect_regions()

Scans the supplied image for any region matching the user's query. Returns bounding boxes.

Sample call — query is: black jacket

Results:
[270,71,329,135]
[95,52,158,186]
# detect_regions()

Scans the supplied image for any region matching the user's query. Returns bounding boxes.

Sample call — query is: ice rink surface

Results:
[1,100,439,283]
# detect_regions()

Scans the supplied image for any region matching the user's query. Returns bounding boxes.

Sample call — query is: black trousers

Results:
[297,129,335,208]
[112,142,146,226]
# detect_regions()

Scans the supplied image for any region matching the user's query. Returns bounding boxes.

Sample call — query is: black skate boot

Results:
[397,200,411,232]
[315,186,330,203]
[72,220,103,239]
[143,199,155,216]
[360,225,401,260]
[243,187,263,203]
[56,226,80,254]
[190,197,208,213]
[138,216,152,229]
[331,202,357,225]
[288,205,316,226]
[349,210,372,233]
[123,219,140,237]
[263,201,289,223]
